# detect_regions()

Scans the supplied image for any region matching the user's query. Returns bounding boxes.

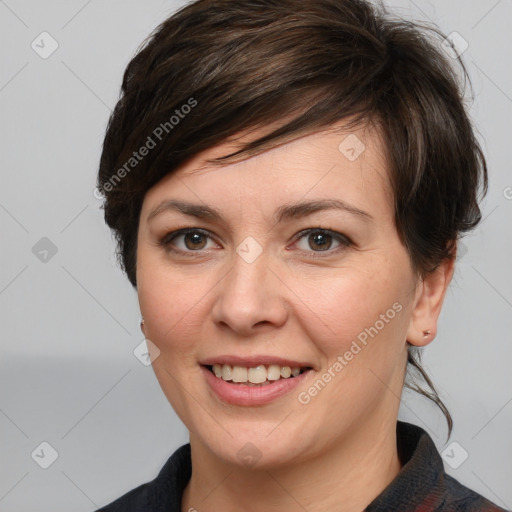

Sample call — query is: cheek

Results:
[294,268,406,355]
[137,255,206,358]
[137,265,210,414]
[294,271,410,418]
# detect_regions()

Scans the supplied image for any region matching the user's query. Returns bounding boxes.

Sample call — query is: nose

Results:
[211,248,289,336]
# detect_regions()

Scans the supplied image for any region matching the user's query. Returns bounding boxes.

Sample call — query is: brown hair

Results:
[97,0,487,435]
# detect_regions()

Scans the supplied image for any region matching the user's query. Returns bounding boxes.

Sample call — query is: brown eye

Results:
[183,232,208,250]
[308,231,333,251]
[294,228,351,254]
[161,228,216,253]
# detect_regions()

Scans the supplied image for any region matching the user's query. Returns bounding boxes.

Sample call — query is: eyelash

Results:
[158,227,353,258]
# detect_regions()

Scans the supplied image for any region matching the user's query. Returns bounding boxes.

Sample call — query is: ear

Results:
[406,253,456,347]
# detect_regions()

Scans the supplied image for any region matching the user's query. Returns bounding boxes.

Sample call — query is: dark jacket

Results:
[96,422,508,511]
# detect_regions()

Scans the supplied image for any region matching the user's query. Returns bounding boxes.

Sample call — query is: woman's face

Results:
[137,124,426,468]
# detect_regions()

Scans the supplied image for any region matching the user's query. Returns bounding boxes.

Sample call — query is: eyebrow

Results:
[147,198,373,223]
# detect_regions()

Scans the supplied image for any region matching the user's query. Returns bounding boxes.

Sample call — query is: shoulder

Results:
[94,444,191,512]
[366,422,508,512]
[440,473,508,512]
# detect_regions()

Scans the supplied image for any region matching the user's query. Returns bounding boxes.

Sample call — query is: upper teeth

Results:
[212,364,302,383]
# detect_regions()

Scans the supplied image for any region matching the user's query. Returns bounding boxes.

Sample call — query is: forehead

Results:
[141,122,392,219]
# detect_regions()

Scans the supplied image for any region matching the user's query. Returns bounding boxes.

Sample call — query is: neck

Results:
[182,418,401,512]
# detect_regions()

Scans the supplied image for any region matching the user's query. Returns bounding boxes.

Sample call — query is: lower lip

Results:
[202,366,311,406]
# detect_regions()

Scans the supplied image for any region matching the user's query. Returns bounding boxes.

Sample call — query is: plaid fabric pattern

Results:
[365,422,508,511]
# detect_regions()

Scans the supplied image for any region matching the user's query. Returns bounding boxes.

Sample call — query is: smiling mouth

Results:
[205,364,312,386]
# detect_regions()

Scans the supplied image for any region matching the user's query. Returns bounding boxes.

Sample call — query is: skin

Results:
[136,122,455,512]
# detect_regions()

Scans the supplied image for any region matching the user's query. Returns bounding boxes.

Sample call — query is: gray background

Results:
[0,1,511,511]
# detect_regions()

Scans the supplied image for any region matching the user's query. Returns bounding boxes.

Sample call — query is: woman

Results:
[95,0,506,510]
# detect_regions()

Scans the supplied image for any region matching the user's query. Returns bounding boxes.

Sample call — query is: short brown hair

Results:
[97,0,488,434]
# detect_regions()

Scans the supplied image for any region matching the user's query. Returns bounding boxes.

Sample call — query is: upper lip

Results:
[200,355,313,369]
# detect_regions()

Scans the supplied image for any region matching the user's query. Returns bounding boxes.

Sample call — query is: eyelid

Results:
[160,227,220,255]
[159,227,352,255]
[290,228,353,254]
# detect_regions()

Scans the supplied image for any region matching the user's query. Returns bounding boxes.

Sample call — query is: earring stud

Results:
[140,317,145,333]
[423,329,431,337]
